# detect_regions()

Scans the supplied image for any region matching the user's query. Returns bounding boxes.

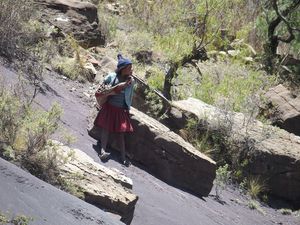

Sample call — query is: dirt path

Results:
[1,64,299,225]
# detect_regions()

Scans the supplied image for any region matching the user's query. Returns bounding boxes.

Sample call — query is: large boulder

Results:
[128,108,216,197]
[264,84,300,136]
[38,0,105,47]
[52,141,138,224]
[173,98,300,206]
[89,108,216,197]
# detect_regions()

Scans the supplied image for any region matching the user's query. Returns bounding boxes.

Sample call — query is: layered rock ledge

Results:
[53,141,138,224]
[173,98,300,206]
[106,108,216,197]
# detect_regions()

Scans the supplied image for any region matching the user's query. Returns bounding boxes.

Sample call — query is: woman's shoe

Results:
[99,151,110,161]
[120,159,131,167]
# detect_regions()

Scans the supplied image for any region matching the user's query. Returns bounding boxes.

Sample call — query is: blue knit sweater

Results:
[104,72,135,109]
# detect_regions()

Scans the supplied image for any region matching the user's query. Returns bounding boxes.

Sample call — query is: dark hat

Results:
[117,54,132,70]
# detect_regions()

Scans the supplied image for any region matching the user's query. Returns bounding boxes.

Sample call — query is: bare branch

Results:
[198,0,210,47]
[268,0,299,40]
[189,61,202,77]
[272,0,300,32]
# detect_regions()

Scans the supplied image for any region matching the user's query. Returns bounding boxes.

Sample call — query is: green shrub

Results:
[0,85,69,184]
[11,215,33,225]
[183,115,235,163]
[0,211,33,225]
[146,67,165,91]
[51,56,93,81]
[57,172,85,199]
[248,200,259,209]
[184,118,215,157]
[192,62,277,113]
[248,177,267,199]
[214,164,231,199]
[52,57,81,80]
[121,0,261,61]
[0,0,42,59]
[0,211,9,224]
[97,3,118,42]
[17,104,62,176]
[0,89,25,149]
[154,27,195,62]
[144,90,163,118]
[240,176,268,199]
[248,200,266,214]
[115,30,155,55]
[279,208,293,215]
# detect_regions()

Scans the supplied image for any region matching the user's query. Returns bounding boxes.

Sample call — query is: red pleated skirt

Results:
[94,102,133,133]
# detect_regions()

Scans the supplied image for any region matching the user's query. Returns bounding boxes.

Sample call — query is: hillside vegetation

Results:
[0,0,300,211]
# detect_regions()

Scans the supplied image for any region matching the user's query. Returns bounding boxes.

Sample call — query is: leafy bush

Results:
[0,211,33,225]
[52,57,82,80]
[184,118,216,157]
[114,30,155,56]
[121,0,260,60]
[0,0,42,59]
[214,164,231,199]
[0,84,67,184]
[279,208,293,215]
[155,27,196,62]
[0,88,26,149]
[11,215,33,225]
[97,3,118,42]
[146,67,165,91]
[0,211,9,224]
[248,200,266,214]
[51,36,96,82]
[191,62,277,113]
[17,104,63,180]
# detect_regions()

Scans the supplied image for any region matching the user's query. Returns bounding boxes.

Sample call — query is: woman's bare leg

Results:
[99,128,110,160]
[116,133,130,166]
[118,133,126,162]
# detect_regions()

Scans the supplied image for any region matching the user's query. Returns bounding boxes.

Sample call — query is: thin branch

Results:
[189,61,202,76]
[272,0,300,31]
[268,0,298,37]
[198,0,210,47]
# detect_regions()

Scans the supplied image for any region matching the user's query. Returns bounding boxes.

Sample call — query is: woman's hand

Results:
[126,76,134,85]
[114,76,134,92]
[114,82,128,93]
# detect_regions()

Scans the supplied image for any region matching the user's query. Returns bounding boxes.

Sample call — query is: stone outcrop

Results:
[0,158,124,225]
[89,108,216,197]
[172,98,300,206]
[128,108,216,197]
[264,84,300,136]
[38,0,105,47]
[52,141,138,224]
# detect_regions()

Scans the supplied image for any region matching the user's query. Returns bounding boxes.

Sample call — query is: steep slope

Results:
[1,64,299,225]
[0,158,123,225]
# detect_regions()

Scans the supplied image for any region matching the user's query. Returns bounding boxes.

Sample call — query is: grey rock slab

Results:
[0,157,123,225]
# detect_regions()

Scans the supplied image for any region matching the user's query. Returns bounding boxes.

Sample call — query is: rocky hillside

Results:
[1,60,299,225]
[1,0,300,224]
